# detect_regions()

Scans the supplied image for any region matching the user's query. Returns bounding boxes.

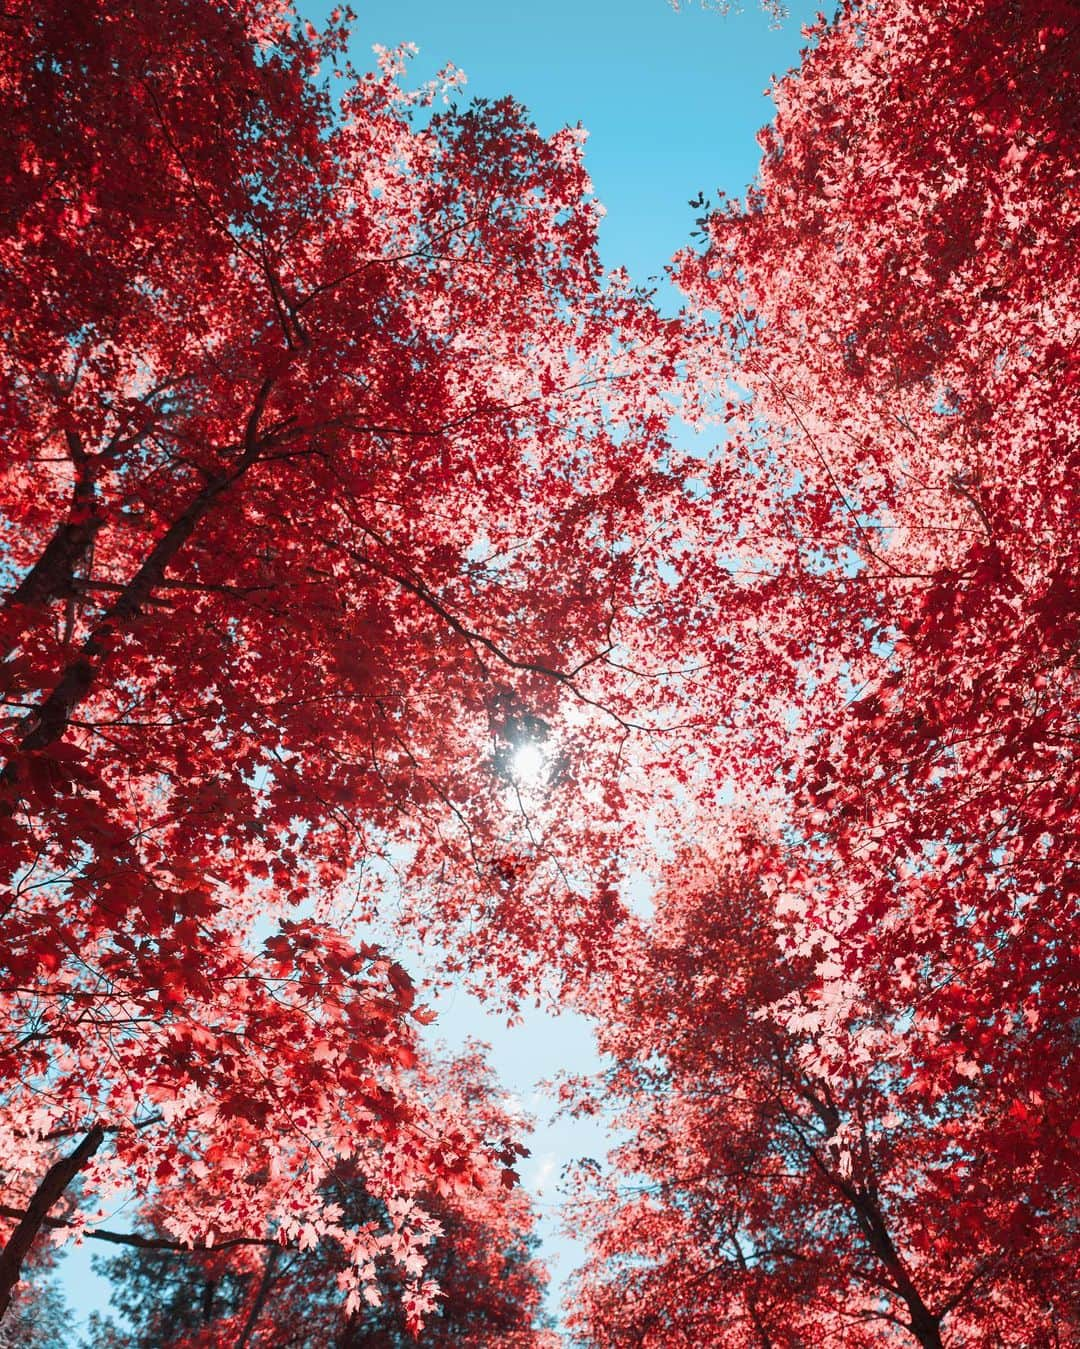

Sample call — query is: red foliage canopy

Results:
[0,0,702,1321]
[89,1048,557,1346]
[2,0,1076,1336]
[570,0,1078,1344]
[568,844,1077,1348]
[673,0,1078,1210]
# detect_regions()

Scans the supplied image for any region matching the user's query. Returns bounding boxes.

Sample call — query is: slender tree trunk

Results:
[0,431,100,660]
[779,1089,944,1349]
[732,1236,774,1349]
[334,1310,360,1349]
[854,1195,943,1349]
[0,1124,105,1321]
[3,374,275,767]
[201,1275,218,1325]
[233,1244,280,1348]
[17,467,237,754]
[1,417,176,656]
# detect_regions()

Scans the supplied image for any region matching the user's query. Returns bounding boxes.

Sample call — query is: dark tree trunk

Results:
[851,1186,943,1349]
[908,1310,945,1349]
[233,1244,280,1349]
[1,374,277,782]
[0,431,100,659]
[0,1124,105,1321]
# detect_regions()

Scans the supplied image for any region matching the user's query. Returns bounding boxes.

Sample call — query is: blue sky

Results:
[331,0,822,287]
[313,0,825,1332]
[58,0,822,1337]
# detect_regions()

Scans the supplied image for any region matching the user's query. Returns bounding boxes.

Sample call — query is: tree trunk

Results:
[0,511,101,642]
[0,1124,105,1321]
[780,1093,944,1349]
[907,1310,945,1349]
[233,1244,280,1348]
[0,431,100,658]
[853,1189,943,1349]
[9,377,276,761]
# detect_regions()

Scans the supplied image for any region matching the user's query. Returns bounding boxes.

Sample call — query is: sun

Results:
[511,741,548,786]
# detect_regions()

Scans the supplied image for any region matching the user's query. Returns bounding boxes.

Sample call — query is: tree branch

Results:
[0,1124,106,1320]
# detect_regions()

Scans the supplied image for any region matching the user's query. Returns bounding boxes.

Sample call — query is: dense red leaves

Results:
[88,1050,557,1344]
[0,0,704,1318]
[676,0,1080,1227]
[675,0,1078,1058]
[93,1172,556,1347]
[3,0,1077,1335]
[568,848,1078,1347]
[569,0,1078,1344]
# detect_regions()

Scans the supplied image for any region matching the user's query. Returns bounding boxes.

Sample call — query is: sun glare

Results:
[511,741,547,786]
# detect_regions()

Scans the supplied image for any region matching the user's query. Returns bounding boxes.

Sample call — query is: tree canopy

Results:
[571,0,1078,1344]
[1,0,1075,1342]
